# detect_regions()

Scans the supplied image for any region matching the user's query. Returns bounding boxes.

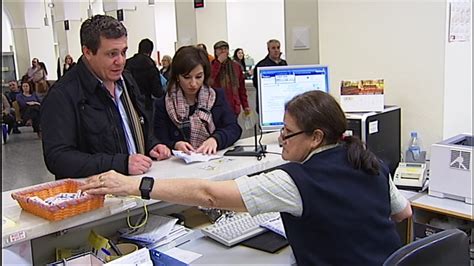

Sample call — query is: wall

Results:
[196,0,228,52]
[284,0,320,64]
[2,9,14,52]
[154,0,177,60]
[226,0,285,63]
[319,0,447,156]
[443,1,472,138]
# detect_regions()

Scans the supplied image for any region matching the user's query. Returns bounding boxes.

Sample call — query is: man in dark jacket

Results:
[125,38,163,111]
[252,39,288,112]
[40,15,171,179]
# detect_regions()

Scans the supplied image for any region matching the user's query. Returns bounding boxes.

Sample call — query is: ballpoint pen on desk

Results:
[101,248,111,256]
[109,240,123,256]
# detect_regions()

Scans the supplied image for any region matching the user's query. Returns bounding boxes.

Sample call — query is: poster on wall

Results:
[448,1,471,42]
[340,79,385,112]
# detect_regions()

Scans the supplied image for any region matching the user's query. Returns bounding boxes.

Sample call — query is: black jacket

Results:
[41,56,159,179]
[125,53,163,110]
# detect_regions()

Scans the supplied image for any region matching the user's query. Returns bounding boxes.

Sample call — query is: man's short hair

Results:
[80,15,127,54]
[267,39,280,47]
[138,38,154,54]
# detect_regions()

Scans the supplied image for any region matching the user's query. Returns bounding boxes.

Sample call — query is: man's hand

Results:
[196,137,217,155]
[149,144,171,160]
[128,154,153,175]
[175,141,195,155]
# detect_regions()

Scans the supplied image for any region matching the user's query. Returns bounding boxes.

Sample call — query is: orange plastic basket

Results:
[11,179,105,221]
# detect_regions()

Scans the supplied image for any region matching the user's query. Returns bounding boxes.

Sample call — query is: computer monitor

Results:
[257,65,330,132]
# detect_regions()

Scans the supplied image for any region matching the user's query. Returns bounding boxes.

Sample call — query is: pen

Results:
[101,248,111,256]
[109,240,122,256]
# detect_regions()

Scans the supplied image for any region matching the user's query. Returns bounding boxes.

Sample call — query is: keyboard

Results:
[201,212,280,246]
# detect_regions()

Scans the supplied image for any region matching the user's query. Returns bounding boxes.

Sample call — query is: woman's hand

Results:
[175,141,195,155]
[196,137,217,155]
[80,170,140,197]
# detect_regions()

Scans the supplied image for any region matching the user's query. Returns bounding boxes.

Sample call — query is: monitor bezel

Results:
[257,64,330,132]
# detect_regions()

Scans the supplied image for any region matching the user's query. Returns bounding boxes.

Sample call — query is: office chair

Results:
[383,228,470,266]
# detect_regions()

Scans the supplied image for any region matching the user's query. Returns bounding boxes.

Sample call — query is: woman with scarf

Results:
[210,41,251,117]
[153,46,242,155]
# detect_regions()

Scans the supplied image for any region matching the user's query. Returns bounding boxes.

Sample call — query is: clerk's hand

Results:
[175,141,195,155]
[149,144,171,160]
[196,137,217,155]
[80,170,139,197]
[128,154,152,175]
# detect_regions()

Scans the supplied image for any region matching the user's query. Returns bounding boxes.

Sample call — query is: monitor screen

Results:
[257,65,329,132]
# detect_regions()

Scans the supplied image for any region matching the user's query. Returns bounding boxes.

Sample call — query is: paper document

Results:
[121,214,178,244]
[172,150,222,164]
[260,215,286,238]
[105,247,152,265]
[162,247,202,264]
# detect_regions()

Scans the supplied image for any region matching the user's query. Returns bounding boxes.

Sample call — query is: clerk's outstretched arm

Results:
[80,170,248,212]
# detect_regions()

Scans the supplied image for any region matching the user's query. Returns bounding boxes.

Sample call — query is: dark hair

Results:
[80,15,127,54]
[233,48,246,70]
[38,62,48,75]
[138,38,153,54]
[20,79,35,93]
[285,90,380,175]
[167,46,210,93]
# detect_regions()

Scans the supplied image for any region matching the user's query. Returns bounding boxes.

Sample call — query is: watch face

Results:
[142,178,154,189]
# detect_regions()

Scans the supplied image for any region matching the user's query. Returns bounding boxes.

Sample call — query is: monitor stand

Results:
[224,125,267,157]
[224,145,267,157]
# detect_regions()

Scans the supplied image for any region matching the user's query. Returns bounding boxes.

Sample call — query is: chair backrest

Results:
[383,228,470,266]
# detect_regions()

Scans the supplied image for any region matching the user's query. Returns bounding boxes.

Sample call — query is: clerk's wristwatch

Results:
[139,176,155,200]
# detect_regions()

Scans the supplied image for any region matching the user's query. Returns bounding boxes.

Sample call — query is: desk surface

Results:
[410,193,473,221]
[182,231,295,266]
[2,132,284,248]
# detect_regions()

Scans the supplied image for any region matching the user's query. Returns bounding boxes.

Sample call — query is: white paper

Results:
[260,215,286,238]
[162,247,202,264]
[105,248,153,265]
[172,150,222,164]
[368,121,379,134]
[449,1,471,42]
[121,215,178,244]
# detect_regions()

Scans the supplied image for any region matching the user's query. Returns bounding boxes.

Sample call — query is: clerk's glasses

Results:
[279,127,306,141]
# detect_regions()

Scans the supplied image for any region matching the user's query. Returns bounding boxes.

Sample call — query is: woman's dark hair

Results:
[233,48,246,70]
[285,90,380,175]
[167,46,211,93]
[80,15,127,54]
[20,80,35,94]
[38,62,48,75]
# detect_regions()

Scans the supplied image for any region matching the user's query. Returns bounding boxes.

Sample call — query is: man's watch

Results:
[139,176,155,200]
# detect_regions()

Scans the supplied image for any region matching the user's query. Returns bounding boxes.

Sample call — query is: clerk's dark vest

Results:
[279,146,401,266]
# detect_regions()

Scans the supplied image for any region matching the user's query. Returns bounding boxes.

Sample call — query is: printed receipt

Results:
[172,150,222,164]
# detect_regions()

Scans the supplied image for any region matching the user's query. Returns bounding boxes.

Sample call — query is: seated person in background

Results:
[7,80,21,104]
[82,90,411,266]
[154,45,242,155]
[35,79,49,102]
[16,80,41,136]
[2,94,16,134]
[6,80,22,134]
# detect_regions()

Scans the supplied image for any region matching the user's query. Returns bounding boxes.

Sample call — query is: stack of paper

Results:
[120,215,178,245]
[260,215,286,238]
